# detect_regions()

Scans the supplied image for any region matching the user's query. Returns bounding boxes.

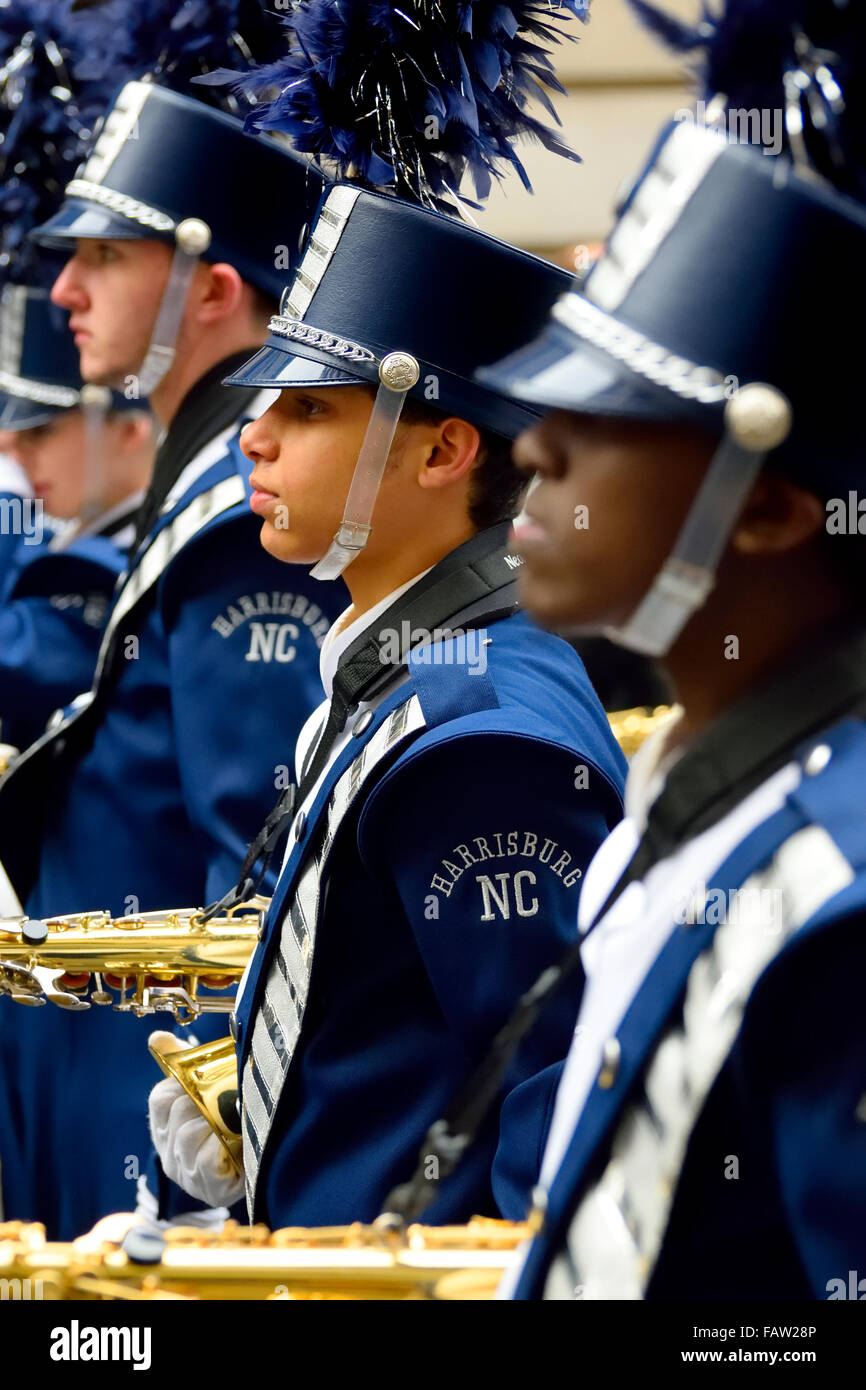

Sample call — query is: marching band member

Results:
[0,285,153,752]
[147,0,629,1229]
[471,0,866,1298]
[0,14,345,1239]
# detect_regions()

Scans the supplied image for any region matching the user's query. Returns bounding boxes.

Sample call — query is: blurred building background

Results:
[476,0,697,264]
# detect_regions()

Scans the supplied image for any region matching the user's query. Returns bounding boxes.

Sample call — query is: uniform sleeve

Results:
[358,731,620,1215]
[745,909,866,1295]
[162,512,343,902]
[0,597,107,742]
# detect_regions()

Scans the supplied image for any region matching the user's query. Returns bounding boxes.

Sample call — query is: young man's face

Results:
[240,385,422,566]
[2,410,89,517]
[511,410,716,632]
[0,409,148,518]
[51,239,172,387]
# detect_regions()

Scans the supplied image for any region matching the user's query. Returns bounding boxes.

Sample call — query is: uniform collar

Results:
[48,489,146,552]
[132,349,259,553]
[319,569,432,699]
[599,615,866,922]
[623,705,684,828]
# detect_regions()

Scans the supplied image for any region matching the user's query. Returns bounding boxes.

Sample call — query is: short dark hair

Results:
[390,394,526,532]
[765,459,863,605]
[819,526,864,603]
[249,284,279,326]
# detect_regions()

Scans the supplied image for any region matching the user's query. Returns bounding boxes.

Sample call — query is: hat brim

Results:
[227,333,546,440]
[0,393,67,431]
[31,200,174,249]
[223,341,372,391]
[476,320,725,433]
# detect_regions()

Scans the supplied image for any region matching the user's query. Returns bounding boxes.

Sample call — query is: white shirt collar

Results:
[319,568,433,699]
[47,489,146,552]
[623,704,686,827]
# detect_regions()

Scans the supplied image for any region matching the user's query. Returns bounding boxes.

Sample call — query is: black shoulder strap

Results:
[591,617,866,928]
[132,350,259,554]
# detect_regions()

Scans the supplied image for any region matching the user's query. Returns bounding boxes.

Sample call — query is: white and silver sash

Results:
[242,693,426,1207]
[543,823,855,1300]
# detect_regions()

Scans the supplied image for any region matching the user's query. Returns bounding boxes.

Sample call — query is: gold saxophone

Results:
[607,703,675,759]
[0,709,673,1172]
[0,898,266,1021]
[0,1216,529,1300]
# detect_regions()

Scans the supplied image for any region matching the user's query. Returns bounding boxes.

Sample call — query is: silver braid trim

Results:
[0,370,80,408]
[64,179,175,235]
[267,316,376,366]
[553,296,728,406]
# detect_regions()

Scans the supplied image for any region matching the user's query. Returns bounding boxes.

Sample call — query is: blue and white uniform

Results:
[225,528,628,1229]
[508,622,866,1299]
[0,490,141,752]
[0,364,346,1238]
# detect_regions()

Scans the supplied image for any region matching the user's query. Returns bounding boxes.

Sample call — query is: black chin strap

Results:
[202,523,522,921]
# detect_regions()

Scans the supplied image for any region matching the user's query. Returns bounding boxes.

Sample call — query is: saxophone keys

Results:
[90,972,113,1005]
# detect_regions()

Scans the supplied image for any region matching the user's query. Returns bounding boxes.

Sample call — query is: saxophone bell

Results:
[149,1032,242,1175]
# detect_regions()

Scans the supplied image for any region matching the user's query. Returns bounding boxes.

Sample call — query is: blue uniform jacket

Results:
[233,611,628,1229]
[514,715,866,1299]
[0,426,346,1239]
[0,528,127,750]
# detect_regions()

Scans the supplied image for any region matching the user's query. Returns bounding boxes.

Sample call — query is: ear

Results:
[414,416,483,493]
[732,470,827,556]
[188,261,246,327]
[113,411,155,453]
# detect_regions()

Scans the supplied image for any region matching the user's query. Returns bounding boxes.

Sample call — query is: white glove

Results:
[132,1173,230,1234]
[147,1031,245,1209]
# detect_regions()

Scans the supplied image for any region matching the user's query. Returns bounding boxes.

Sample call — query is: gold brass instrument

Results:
[0,711,673,1167]
[0,899,266,1022]
[0,1217,528,1300]
[608,704,675,758]
[149,1032,243,1174]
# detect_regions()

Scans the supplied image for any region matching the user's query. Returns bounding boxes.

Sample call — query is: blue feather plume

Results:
[627,0,866,199]
[207,0,592,211]
[84,0,285,115]
[0,1,101,287]
[0,0,284,289]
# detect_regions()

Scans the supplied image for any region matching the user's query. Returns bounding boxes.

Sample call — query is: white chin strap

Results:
[136,218,212,397]
[310,351,421,582]
[78,383,112,527]
[605,383,794,658]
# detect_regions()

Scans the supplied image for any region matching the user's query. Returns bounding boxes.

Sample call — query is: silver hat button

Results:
[804,744,832,777]
[352,709,373,737]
